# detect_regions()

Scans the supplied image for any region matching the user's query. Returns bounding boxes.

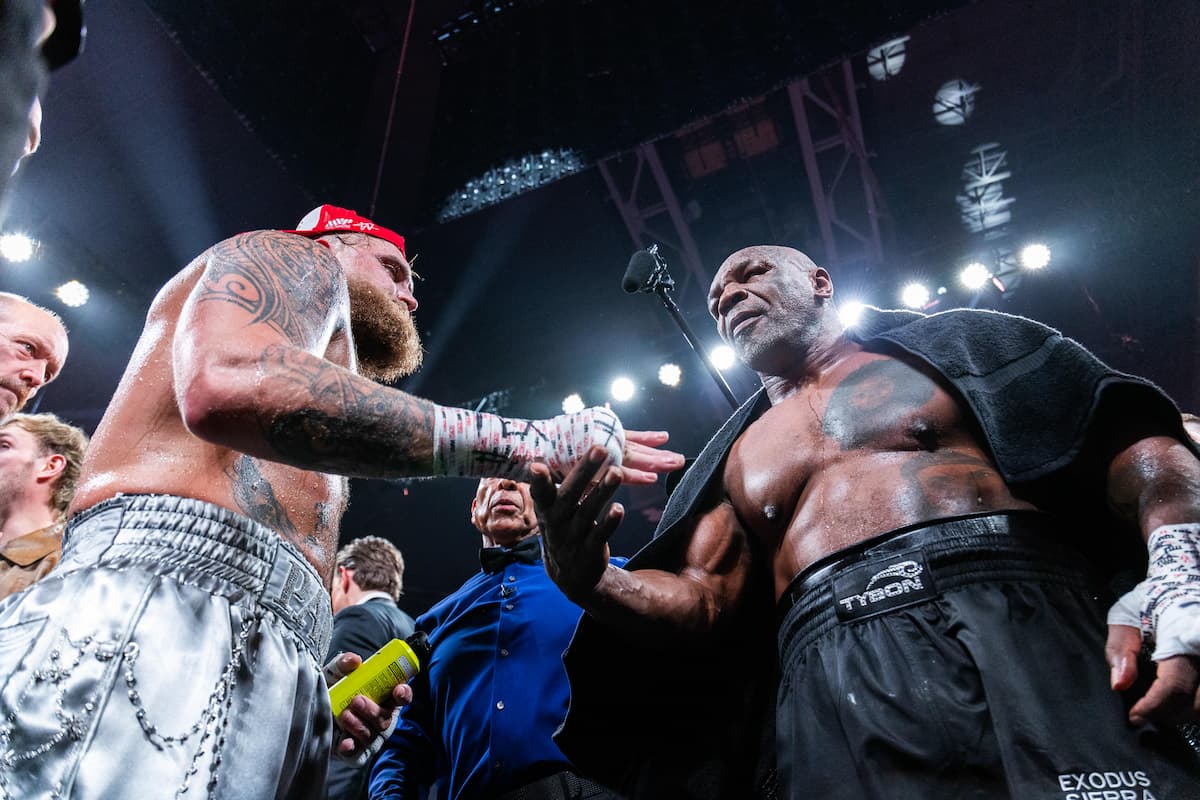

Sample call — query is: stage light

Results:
[901,282,930,309]
[55,280,89,307]
[658,363,681,387]
[866,36,910,81]
[933,80,978,126]
[562,393,585,414]
[0,233,35,262]
[610,377,635,403]
[1020,243,1051,270]
[838,301,865,327]
[960,262,991,290]
[438,148,586,222]
[708,345,736,372]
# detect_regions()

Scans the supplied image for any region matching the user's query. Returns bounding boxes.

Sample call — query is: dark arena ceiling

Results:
[142,0,969,223]
[4,0,1199,609]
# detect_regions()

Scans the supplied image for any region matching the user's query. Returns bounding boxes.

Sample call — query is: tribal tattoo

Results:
[195,231,341,342]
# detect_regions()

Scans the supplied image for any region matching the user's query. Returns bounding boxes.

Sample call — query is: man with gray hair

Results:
[0,291,68,420]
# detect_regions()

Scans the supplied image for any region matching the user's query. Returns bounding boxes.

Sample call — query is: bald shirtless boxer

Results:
[0,206,681,800]
[537,246,1200,799]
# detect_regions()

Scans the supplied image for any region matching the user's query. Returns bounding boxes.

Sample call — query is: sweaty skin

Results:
[724,348,1036,596]
[75,232,683,586]
[536,244,1200,726]
[73,231,421,581]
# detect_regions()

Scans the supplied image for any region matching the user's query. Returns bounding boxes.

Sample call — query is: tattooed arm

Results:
[173,230,437,478]
[173,231,683,482]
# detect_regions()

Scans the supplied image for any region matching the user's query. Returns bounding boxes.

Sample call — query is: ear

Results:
[811,268,833,299]
[470,496,482,529]
[37,453,65,483]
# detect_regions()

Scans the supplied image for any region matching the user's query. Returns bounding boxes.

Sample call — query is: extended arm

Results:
[174,231,436,477]
[1105,433,1200,724]
[173,231,682,482]
[532,448,753,646]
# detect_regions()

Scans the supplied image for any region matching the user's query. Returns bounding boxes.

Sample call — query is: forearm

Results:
[189,343,618,482]
[186,342,436,479]
[1107,435,1200,537]
[574,563,735,647]
[368,736,433,800]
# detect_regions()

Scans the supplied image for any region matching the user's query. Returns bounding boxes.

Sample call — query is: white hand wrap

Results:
[334,709,398,766]
[432,405,625,480]
[1105,581,1145,629]
[1141,523,1200,661]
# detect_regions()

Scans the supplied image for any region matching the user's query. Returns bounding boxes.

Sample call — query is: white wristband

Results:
[432,405,625,480]
[1143,523,1200,661]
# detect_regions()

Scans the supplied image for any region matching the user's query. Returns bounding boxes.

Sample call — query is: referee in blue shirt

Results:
[369,478,627,800]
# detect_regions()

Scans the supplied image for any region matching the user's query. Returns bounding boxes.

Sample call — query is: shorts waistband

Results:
[62,494,332,662]
[778,512,1098,656]
[493,770,613,800]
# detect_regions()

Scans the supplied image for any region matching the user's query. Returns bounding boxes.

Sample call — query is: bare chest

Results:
[724,355,976,541]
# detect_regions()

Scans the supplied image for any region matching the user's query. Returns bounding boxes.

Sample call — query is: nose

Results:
[395,284,418,313]
[495,478,518,491]
[716,284,747,320]
[18,363,46,390]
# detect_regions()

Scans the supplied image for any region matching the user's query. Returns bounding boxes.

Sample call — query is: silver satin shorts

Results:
[0,494,335,800]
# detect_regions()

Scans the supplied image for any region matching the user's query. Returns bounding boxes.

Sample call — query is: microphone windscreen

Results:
[622,250,658,293]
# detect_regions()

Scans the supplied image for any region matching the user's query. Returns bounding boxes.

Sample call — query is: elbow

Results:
[176,360,253,446]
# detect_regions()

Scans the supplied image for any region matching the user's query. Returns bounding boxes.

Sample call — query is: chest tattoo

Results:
[821,359,936,450]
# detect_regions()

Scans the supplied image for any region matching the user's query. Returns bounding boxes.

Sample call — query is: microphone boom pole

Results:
[623,246,741,412]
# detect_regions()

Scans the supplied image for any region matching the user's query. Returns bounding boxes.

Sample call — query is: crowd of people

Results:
[0,4,1198,800]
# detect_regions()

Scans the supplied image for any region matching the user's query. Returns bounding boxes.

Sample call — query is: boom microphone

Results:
[620,244,740,411]
[622,249,659,293]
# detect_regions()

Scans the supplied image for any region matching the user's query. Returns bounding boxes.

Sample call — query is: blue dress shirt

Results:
[369,540,625,800]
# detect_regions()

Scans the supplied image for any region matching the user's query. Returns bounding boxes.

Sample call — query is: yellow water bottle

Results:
[328,632,428,716]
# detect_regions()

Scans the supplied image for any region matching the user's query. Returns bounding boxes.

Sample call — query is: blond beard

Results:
[346,278,424,383]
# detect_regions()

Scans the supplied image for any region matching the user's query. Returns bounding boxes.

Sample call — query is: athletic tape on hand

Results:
[1143,523,1200,661]
[433,405,625,480]
[1106,581,1145,630]
[335,709,399,766]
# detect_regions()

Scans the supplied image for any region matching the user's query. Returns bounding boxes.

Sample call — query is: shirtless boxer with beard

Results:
[0,206,681,800]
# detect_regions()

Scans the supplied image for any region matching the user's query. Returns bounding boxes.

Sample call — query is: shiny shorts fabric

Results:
[776,512,1200,799]
[0,494,334,800]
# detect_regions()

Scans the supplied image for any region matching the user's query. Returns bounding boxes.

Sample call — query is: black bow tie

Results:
[479,536,542,574]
